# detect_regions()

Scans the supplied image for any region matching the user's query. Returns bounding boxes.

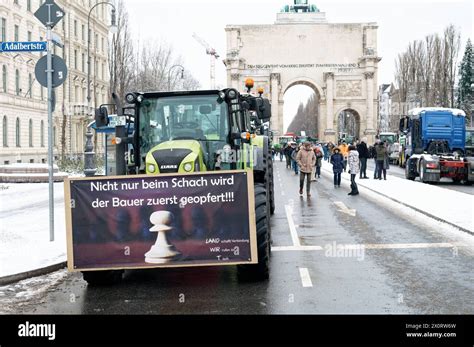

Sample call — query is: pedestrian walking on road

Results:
[330,147,344,188]
[338,141,349,172]
[370,140,379,179]
[382,141,390,180]
[375,140,387,180]
[291,144,299,175]
[315,146,323,179]
[348,145,360,195]
[357,137,369,179]
[323,143,329,161]
[284,143,293,169]
[296,141,316,196]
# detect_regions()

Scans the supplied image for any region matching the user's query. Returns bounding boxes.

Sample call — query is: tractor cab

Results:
[95,86,271,176]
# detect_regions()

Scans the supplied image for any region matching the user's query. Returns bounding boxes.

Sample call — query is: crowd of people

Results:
[276,137,392,197]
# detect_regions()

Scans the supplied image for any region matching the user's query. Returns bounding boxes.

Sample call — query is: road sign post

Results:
[34,0,65,242]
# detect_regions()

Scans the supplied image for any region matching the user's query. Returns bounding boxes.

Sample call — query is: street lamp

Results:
[87,2,117,114]
[167,64,185,91]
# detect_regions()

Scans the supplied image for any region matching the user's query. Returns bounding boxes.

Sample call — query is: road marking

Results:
[271,243,462,252]
[333,201,356,216]
[272,245,323,251]
[284,204,301,247]
[299,268,313,287]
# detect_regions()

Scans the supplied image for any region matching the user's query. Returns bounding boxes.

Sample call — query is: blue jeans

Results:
[333,172,341,186]
[291,159,299,174]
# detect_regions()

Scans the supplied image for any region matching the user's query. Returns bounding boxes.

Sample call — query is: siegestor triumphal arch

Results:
[224,3,381,143]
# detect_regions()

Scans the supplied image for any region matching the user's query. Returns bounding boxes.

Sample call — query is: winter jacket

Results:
[330,153,345,173]
[375,144,387,161]
[356,142,369,159]
[296,147,316,173]
[348,150,360,175]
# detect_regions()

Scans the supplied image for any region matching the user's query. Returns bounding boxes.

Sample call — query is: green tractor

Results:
[87,86,274,284]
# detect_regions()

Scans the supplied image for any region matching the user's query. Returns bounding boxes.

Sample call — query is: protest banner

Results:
[65,170,257,271]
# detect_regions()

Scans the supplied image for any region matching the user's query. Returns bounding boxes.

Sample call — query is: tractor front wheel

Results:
[237,183,270,281]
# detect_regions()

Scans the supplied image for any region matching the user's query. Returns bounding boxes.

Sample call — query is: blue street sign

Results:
[0,41,47,52]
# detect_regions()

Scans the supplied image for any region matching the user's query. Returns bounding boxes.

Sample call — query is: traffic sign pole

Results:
[34,0,66,241]
[46,25,54,242]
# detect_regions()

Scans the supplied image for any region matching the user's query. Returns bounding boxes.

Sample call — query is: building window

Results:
[40,86,44,100]
[75,85,79,101]
[82,24,85,41]
[1,18,6,42]
[27,31,32,41]
[2,116,7,147]
[2,65,6,93]
[53,126,56,147]
[15,69,20,96]
[82,53,85,72]
[15,118,20,147]
[74,49,78,69]
[27,0,31,11]
[14,0,19,4]
[28,73,32,98]
[74,20,77,37]
[102,63,105,80]
[29,119,33,147]
[101,37,104,53]
[41,120,44,147]
[14,25,19,41]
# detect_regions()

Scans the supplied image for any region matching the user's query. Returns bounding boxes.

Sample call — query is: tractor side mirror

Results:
[95,106,109,127]
[256,98,271,121]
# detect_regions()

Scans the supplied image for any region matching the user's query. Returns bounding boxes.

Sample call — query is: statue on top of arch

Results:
[280,0,320,13]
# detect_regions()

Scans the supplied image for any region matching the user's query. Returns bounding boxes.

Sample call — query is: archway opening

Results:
[337,109,360,144]
[283,84,320,138]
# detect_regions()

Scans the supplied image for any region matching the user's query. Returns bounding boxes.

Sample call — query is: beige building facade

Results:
[0,0,111,164]
[225,8,381,143]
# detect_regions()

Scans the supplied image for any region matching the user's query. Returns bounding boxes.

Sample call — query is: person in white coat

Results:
[348,145,360,195]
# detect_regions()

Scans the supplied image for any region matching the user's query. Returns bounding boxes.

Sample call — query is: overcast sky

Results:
[123,0,472,130]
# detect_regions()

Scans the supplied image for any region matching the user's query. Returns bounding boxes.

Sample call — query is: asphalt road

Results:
[365,159,474,195]
[1,160,473,314]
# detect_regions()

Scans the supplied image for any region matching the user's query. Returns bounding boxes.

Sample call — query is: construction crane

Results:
[192,32,219,89]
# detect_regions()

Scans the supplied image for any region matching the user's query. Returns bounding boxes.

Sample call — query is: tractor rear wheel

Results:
[82,270,124,286]
[237,183,270,281]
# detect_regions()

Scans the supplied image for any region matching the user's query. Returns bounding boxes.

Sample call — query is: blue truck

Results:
[403,107,474,184]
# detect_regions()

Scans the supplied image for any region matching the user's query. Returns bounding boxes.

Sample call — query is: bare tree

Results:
[393,25,461,110]
[109,0,135,102]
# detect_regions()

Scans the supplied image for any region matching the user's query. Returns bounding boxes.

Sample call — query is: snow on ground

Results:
[321,161,474,233]
[0,182,67,278]
[0,269,68,313]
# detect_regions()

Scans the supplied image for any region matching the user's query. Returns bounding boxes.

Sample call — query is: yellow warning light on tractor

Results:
[257,87,264,95]
[245,78,254,89]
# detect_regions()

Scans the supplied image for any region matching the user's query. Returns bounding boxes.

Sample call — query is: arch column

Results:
[364,72,376,142]
[323,72,336,142]
[270,73,282,135]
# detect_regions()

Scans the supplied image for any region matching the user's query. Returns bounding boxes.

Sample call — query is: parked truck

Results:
[404,107,474,184]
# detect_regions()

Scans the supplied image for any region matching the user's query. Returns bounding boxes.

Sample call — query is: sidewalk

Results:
[321,161,474,234]
[0,182,67,284]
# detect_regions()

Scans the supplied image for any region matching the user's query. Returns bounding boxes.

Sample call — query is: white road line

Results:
[285,204,301,246]
[299,268,313,287]
[333,201,356,217]
[271,243,462,252]
[272,245,323,251]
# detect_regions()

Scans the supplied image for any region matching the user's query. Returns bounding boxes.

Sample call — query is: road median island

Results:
[321,161,473,234]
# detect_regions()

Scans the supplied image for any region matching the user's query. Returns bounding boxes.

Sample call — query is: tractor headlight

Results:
[218,91,226,99]
[136,94,144,103]
[183,162,193,172]
[148,164,156,173]
[125,93,136,104]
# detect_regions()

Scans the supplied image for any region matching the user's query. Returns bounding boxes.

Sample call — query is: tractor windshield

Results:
[138,94,229,164]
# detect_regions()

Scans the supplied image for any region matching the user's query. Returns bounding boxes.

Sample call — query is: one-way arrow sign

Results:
[34,0,65,29]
